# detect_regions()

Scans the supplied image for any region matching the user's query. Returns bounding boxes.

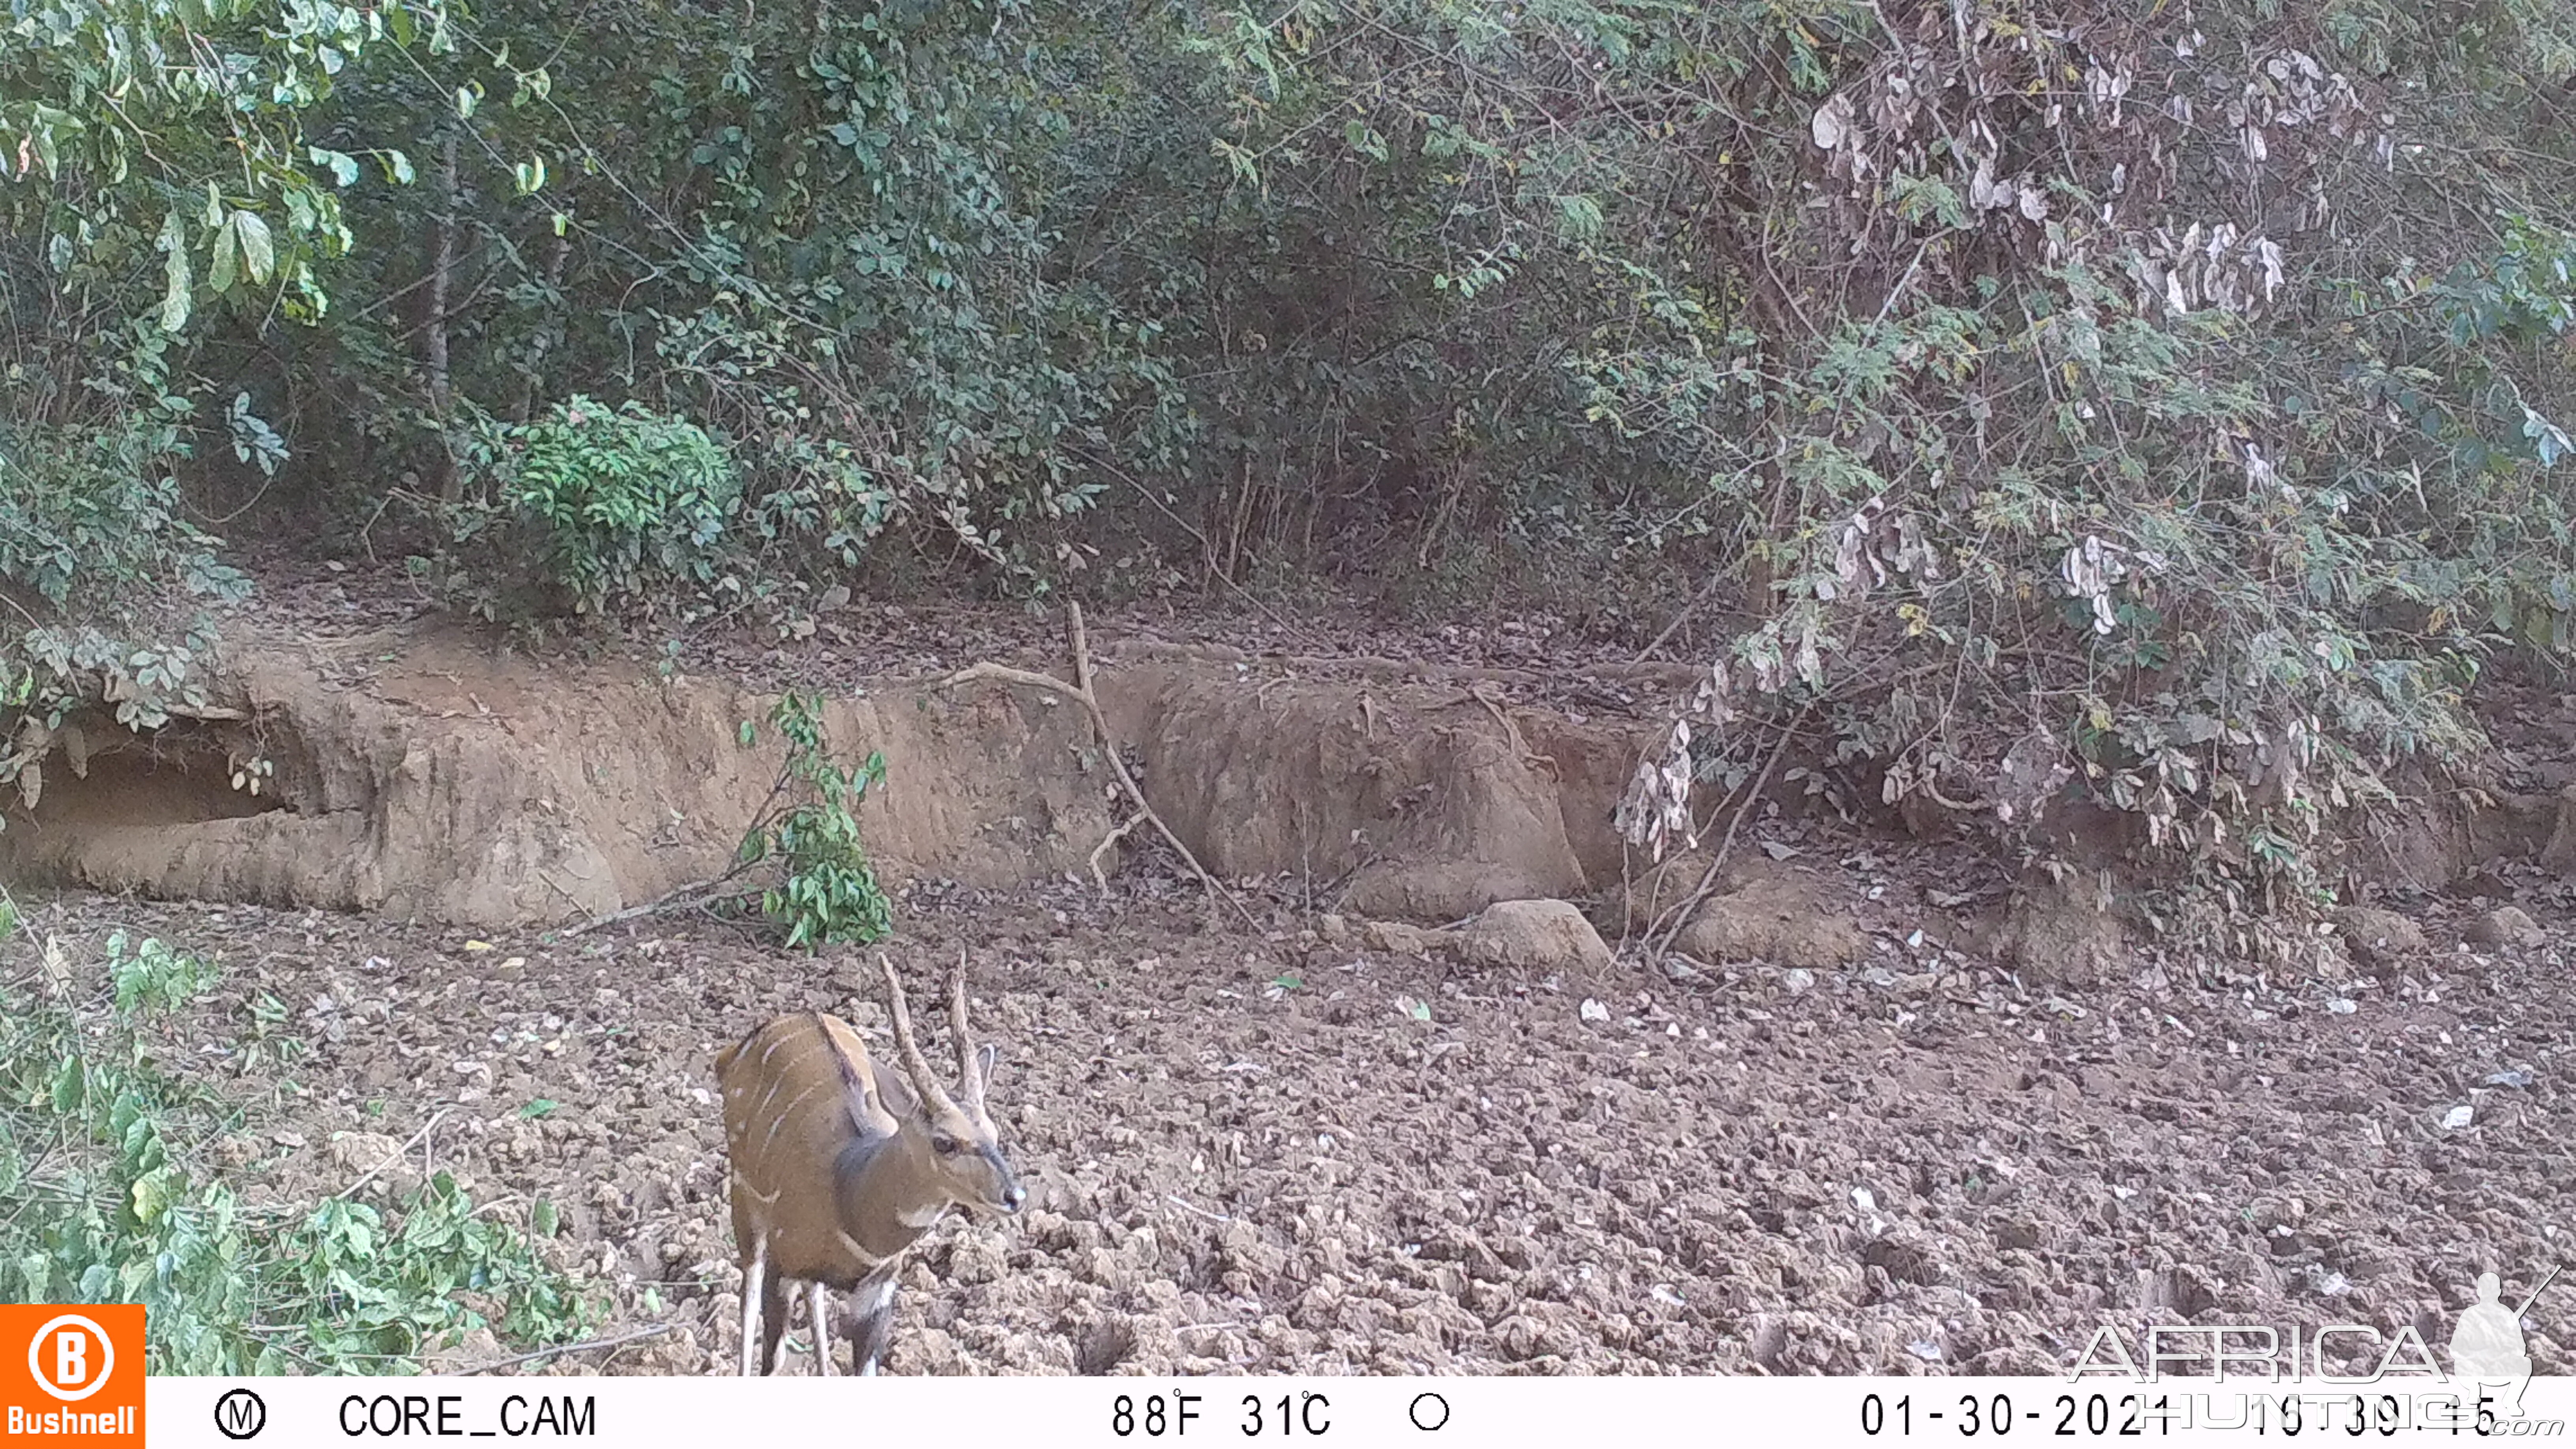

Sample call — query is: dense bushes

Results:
[6,0,2576,904]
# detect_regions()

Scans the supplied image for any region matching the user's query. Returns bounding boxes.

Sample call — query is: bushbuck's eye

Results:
[930,1132,959,1155]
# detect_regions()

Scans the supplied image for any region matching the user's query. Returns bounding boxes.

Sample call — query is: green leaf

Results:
[512,157,546,196]
[309,147,361,186]
[1553,194,1603,242]
[383,149,416,185]
[230,212,275,285]
[131,1170,177,1225]
[156,213,191,333]
[208,221,239,294]
[456,86,478,118]
[517,1098,558,1118]
[530,1198,558,1237]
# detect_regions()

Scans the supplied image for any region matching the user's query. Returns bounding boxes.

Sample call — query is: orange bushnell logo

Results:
[0,1304,144,1440]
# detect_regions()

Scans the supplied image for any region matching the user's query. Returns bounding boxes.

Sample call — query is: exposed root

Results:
[1445,680,1557,781]
[940,603,1253,925]
[1086,814,1146,895]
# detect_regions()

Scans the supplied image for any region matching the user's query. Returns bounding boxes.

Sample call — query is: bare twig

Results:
[1632,569,1734,666]
[1644,717,1803,960]
[336,1108,449,1200]
[458,1324,677,1376]
[1077,449,1323,649]
[1164,1193,1234,1224]
[940,604,1254,925]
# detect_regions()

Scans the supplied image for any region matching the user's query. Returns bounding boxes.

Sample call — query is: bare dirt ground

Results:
[19,847,2572,1378]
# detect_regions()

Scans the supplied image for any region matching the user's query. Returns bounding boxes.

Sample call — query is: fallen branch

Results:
[459,1324,677,1376]
[335,1108,449,1200]
[939,603,1253,925]
[559,873,751,938]
[561,726,811,938]
[1107,639,1707,693]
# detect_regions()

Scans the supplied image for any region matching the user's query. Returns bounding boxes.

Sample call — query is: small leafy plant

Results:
[734,691,894,950]
[106,931,217,1015]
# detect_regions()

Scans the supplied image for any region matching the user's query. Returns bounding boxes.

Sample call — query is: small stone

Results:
[1459,899,1613,974]
[1363,920,1438,955]
[2329,905,2427,971]
[2466,906,2545,951]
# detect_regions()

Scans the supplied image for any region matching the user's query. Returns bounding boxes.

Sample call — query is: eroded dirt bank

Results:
[0,621,1683,929]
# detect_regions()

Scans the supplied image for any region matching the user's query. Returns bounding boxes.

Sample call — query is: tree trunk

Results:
[427,131,461,502]
[515,227,571,424]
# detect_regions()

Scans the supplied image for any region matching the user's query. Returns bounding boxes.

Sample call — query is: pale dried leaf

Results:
[1810,94,1854,150]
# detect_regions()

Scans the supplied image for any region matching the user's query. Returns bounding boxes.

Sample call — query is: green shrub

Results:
[447,397,743,619]
[0,412,248,816]
[735,691,893,951]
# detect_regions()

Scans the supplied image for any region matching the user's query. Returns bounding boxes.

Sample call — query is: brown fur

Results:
[714,959,1024,1374]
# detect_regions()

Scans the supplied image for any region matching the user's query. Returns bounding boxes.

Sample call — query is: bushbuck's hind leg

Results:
[736,1247,767,1378]
[757,1264,792,1375]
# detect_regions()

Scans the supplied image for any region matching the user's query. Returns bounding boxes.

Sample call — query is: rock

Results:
[327,1129,423,1198]
[944,1229,1008,1285]
[2329,905,2427,972]
[2466,905,2545,950]
[1991,874,2130,986]
[633,1325,703,1376]
[1619,851,1716,932]
[1459,899,1613,974]
[2540,785,2576,872]
[1347,862,1566,923]
[420,1327,503,1374]
[1674,869,1866,969]
[1362,920,1439,956]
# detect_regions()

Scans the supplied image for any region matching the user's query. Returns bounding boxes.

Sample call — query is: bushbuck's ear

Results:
[820,1030,886,1138]
[839,1072,881,1136]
